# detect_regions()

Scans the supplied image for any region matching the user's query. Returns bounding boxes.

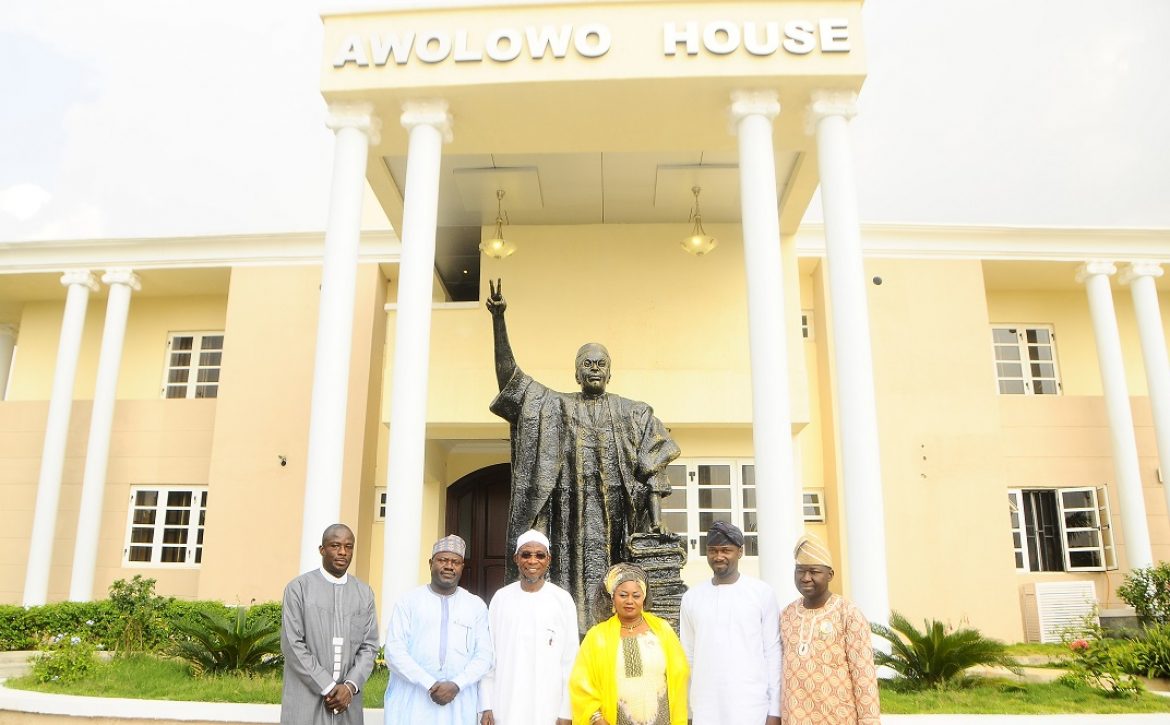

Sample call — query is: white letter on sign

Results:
[486,28,522,62]
[743,21,779,56]
[415,31,452,63]
[333,36,369,67]
[575,24,611,58]
[782,20,816,55]
[663,21,699,56]
[703,21,740,55]
[371,31,415,66]
[819,19,850,52]
[454,30,483,62]
[526,25,572,59]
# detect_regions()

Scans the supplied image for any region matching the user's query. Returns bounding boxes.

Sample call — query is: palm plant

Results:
[171,605,282,675]
[871,610,1021,689]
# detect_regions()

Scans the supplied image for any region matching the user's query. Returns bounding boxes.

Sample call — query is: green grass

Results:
[1004,642,1071,658]
[880,678,1170,714]
[9,655,1170,715]
[7,655,390,708]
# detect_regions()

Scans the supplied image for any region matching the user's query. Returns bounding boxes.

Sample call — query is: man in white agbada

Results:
[680,521,781,725]
[384,535,493,725]
[479,530,579,725]
[280,523,379,725]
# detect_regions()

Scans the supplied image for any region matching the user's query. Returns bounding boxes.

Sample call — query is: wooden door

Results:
[445,463,510,604]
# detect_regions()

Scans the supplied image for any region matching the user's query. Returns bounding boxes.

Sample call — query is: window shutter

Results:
[1097,485,1118,571]
[1058,487,1106,572]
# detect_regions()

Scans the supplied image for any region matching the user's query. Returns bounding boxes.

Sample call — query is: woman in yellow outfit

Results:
[569,563,689,725]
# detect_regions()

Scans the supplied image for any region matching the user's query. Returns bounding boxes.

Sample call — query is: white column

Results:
[69,269,141,601]
[381,100,452,630]
[1119,263,1170,522]
[808,90,891,624]
[1077,261,1153,569]
[0,323,16,400]
[22,271,99,606]
[728,90,800,594]
[298,104,381,574]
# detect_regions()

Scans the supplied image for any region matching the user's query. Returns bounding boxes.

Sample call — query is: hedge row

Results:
[0,598,281,652]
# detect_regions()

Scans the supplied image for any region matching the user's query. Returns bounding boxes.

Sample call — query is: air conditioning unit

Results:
[1020,581,1098,643]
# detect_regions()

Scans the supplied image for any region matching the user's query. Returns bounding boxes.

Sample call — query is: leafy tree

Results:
[871,611,1021,689]
[1117,563,1170,626]
[171,605,282,675]
[107,576,170,653]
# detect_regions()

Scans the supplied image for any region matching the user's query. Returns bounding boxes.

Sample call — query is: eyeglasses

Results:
[518,551,548,560]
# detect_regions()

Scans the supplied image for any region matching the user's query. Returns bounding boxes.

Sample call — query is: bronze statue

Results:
[487,279,681,633]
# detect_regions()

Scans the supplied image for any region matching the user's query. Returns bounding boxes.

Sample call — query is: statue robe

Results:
[490,368,680,633]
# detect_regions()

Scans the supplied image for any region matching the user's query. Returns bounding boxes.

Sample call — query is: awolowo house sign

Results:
[333,19,852,68]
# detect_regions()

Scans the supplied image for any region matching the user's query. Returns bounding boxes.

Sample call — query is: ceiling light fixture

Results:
[479,189,517,260]
[682,185,718,256]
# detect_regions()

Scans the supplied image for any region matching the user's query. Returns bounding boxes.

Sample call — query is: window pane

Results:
[697,465,730,486]
[200,335,224,350]
[743,535,758,557]
[1062,490,1094,509]
[698,512,720,531]
[171,337,194,351]
[130,527,154,544]
[1012,532,1021,547]
[741,465,755,486]
[998,380,1026,394]
[165,386,187,399]
[198,352,222,368]
[743,512,757,532]
[1031,363,1055,379]
[165,509,190,526]
[742,487,756,509]
[133,509,156,525]
[1065,511,1093,528]
[160,547,186,563]
[803,505,819,517]
[665,487,687,508]
[995,347,1021,361]
[163,528,188,544]
[992,328,1018,343]
[135,491,158,507]
[1029,346,1053,361]
[697,488,731,509]
[1027,329,1051,344]
[196,368,220,383]
[1068,550,1101,568]
[1067,531,1100,548]
[1014,553,1024,569]
[662,511,687,533]
[169,353,191,369]
[195,385,218,398]
[168,491,192,507]
[1033,380,1059,395]
[665,465,687,488]
[128,546,153,562]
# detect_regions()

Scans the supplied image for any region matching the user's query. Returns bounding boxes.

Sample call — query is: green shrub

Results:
[1131,624,1170,679]
[1062,634,1142,696]
[170,604,282,675]
[107,576,171,653]
[30,633,103,684]
[871,611,1021,689]
[0,605,34,650]
[1118,563,1170,626]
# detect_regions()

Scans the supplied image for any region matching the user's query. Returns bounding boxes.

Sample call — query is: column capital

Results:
[101,268,141,291]
[60,270,99,292]
[1118,261,1165,286]
[1075,260,1117,283]
[401,99,453,143]
[728,90,780,129]
[806,89,859,134]
[326,103,382,145]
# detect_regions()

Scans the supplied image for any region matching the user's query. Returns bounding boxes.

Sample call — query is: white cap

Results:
[515,529,551,554]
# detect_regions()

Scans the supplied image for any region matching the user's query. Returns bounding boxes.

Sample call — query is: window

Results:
[803,489,825,522]
[163,332,223,399]
[1007,487,1115,572]
[991,326,1060,395]
[123,487,208,566]
[801,310,814,341]
[374,487,387,522]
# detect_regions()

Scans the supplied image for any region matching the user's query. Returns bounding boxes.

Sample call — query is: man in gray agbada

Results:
[280,523,379,724]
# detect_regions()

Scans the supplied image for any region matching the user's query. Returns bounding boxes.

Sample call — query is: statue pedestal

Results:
[626,532,688,633]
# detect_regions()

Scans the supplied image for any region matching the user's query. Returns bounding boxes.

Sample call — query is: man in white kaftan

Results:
[384,535,493,725]
[480,530,578,725]
[680,522,781,725]
[280,524,379,725]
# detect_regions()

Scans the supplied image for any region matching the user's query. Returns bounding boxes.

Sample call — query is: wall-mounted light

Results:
[479,189,517,260]
[682,185,718,256]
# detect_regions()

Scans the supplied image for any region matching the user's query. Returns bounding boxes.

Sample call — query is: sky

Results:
[1,0,1167,242]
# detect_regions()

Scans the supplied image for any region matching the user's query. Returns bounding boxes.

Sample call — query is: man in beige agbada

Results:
[779,534,880,724]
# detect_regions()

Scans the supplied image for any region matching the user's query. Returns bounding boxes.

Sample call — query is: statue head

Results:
[574,342,611,397]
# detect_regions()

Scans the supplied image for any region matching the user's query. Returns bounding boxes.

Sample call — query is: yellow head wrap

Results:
[603,563,648,597]
[794,533,834,569]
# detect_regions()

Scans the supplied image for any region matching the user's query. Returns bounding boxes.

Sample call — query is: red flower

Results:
[1069,638,1090,652]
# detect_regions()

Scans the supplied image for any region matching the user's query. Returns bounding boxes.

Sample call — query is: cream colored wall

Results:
[985,289,1170,396]
[0,398,215,604]
[860,258,1023,641]
[7,296,227,401]
[196,265,385,605]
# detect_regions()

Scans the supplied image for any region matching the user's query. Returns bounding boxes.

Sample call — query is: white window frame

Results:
[801,310,814,341]
[1008,486,1116,573]
[991,325,1061,395]
[803,488,826,523]
[374,487,387,522]
[661,459,759,559]
[122,486,208,568]
[162,331,224,399]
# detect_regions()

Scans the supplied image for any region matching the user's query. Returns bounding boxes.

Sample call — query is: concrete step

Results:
[0,651,35,680]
